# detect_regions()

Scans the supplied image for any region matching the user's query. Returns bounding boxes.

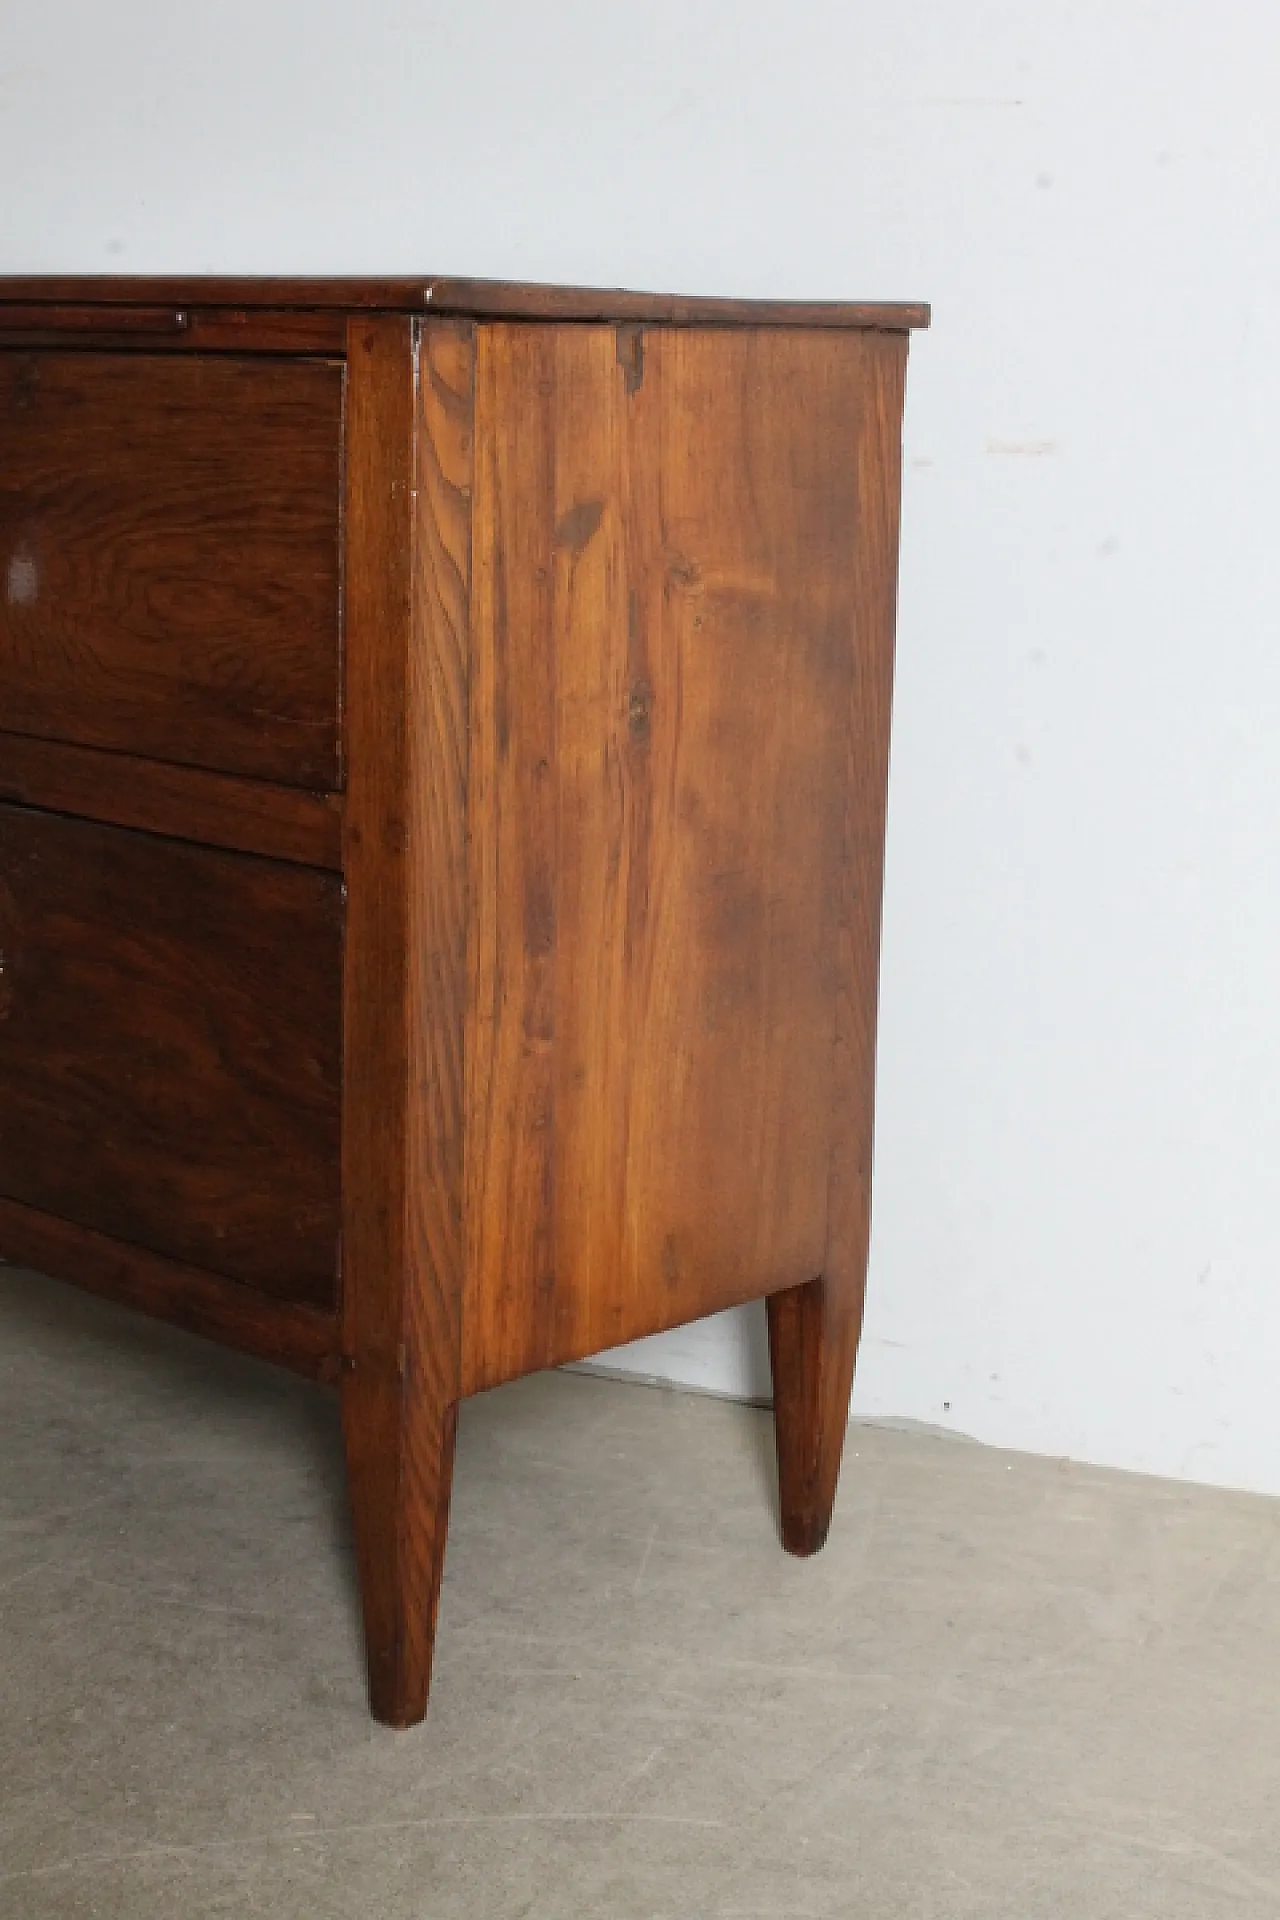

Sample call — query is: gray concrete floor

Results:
[2,1270,1280,1918]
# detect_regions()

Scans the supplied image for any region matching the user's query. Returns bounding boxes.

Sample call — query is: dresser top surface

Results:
[0,276,929,331]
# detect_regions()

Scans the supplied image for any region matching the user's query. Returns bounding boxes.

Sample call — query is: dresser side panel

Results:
[464,323,908,1390]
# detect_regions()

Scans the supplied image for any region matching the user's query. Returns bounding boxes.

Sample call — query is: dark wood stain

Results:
[0,352,343,786]
[0,731,342,868]
[616,323,645,394]
[0,1198,341,1380]
[0,305,192,335]
[0,307,346,354]
[554,497,604,554]
[0,806,343,1302]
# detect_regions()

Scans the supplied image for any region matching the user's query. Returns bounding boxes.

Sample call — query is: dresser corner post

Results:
[767,330,910,1558]
[339,313,476,1726]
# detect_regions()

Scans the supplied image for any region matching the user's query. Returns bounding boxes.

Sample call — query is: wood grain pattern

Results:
[0,806,343,1302]
[767,334,908,1553]
[0,278,930,331]
[0,731,342,868]
[463,324,883,1391]
[339,316,474,1727]
[0,1198,341,1380]
[0,352,342,786]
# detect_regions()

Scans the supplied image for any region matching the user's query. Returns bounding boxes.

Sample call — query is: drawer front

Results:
[0,806,342,1305]
[0,352,342,787]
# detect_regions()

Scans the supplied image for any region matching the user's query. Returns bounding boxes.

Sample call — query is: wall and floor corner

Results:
[4,2,1280,1498]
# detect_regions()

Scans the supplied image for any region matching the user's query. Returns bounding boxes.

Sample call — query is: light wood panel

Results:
[0,1199,341,1381]
[463,323,896,1392]
[0,805,343,1302]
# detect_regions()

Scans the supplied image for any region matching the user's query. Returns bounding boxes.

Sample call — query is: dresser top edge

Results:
[0,276,930,331]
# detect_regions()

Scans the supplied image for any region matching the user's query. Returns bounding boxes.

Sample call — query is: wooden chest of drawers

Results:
[0,277,927,1725]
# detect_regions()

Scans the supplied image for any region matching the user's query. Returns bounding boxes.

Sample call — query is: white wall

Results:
[7,1,1280,1496]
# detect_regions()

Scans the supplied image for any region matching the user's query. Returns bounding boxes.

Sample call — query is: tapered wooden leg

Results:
[341,1367,458,1727]
[768,335,903,1557]
[767,1276,865,1556]
[339,317,473,1726]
